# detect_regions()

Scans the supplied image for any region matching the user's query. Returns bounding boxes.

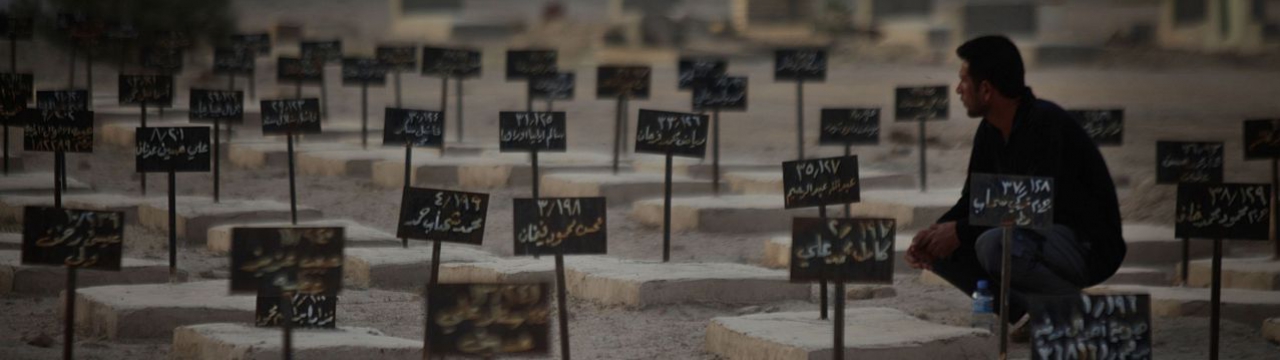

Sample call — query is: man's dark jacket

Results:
[937,88,1125,285]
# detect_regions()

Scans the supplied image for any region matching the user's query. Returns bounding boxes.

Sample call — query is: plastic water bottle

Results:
[971,280,997,333]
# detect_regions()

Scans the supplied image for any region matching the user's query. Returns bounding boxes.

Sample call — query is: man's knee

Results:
[974,228,1004,271]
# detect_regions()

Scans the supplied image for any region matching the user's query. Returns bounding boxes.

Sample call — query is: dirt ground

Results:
[4,1,1280,359]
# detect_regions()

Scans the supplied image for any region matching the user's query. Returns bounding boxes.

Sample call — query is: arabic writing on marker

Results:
[1031,294,1151,360]
[777,51,825,73]
[430,284,551,355]
[191,91,243,118]
[1177,185,1270,229]
[789,218,895,283]
[257,294,337,328]
[23,207,125,270]
[230,227,344,296]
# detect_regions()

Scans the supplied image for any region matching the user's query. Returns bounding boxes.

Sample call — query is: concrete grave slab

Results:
[632,156,775,179]
[564,257,810,308]
[295,120,386,142]
[0,193,157,226]
[1104,267,1171,286]
[208,219,403,254]
[761,234,912,270]
[0,172,90,195]
[1092,285,1280,329]
[0,250,183,295]
[1122,224,1213,265]
[101,120,191,148]
[849,189,960,231]
[0,232,17,249]
[1185,257,1280,291]
[344,244,498,290]
[1265,317,1280,344]
[437,257,558,284]
[297,148,414,177]
[172,323,421,360]
[630,195,826,233]
[227,141,359,170]
[705,308,996,360]
[540,172,713,205]
[725,169,915,195]
[137,196,321,244]
[370,152,616,190]
[66,281,253,339]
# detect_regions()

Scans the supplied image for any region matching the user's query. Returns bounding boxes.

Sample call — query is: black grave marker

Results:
[135,127,212,173]
[1244,119,1280,159]
[1156,141,1224,184]
[23,109,93,153]
[376,46,417,71]
[692,76,748,111]
[341,57,388,86]
[37,90,88,113]
[300,40,342,64]
[819,108,880,145]
[189,90,245,123]
[782,156,861,209]
[422,47,481,78]
[635,109,708,158]
[528,72,574,101]
[141,46,183,72]
[1176,183,1271,240]
[968,173,1055,230]
[513,197,607,256]
[426,283,551,356]
[118,75,174,106]
[1029,294,1152,360]
[397,187,489,245]
[383,108,444,147]
[22,206,124,270]
[499,111,567,152]
[213,48,254,75]
[774,48,827,81]
[0,73,32,115]
[505,50,557,80]
[231,33,271,55]
[277,57,323,84]
[229,227,345,296]
[597,66,651,99]
[261,99,322,135]
[256,294,338,329]
[677,58,726,90]
[894,86,948,121]
[1068,109,1124,146]
[789,217,894,283]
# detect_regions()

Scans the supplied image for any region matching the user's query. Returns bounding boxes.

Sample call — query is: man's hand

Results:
[906,224,940,270]
[924,221,961,261]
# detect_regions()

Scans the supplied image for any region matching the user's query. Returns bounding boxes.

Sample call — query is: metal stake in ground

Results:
[1273,158,1278,259]
[393,69,401,107]
[423,240,442,359]
[401,142,412,249]
[818,206,828,320]
[663,150,673,262]
[86,48,93,109]
[998,218,1013,360]
[918,116,927,192]
[713,107,721,195]
[140,100,148,195]
[168,170,178,282]
[281,290,294,360]
[287,131,298,224]
[796,79,804,160]
[456,78,465,142]
[439,76,448,156]
[54,151,63,207]
[554,247,571,360]
[361,80,368,148]
[63,266,76,360]
[1210,236,1223,360]
[833,269,845,360]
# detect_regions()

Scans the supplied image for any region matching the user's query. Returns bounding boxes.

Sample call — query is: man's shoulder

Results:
[1032,98,1071,119]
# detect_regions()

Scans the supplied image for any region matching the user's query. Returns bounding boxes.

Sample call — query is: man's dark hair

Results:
[956,35,1026,98]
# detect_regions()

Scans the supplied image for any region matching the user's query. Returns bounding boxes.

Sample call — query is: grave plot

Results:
[100,120,190,148]
[0,250,182,295]
[1185,257,1280,291]
[172,323,421,360]
[0,172,90,195]
[539,172,714,205]
[919,266,1173,288]
[563,256,809,308]
[207,219,402,254]
[436,257,558,284]
[726,169,915,195]
[631,156,774,179]
[847,188,960,231]
[296,148,435,177]
[0,233,16,249]
[630,195,827,233]
[1266,317,1280,343]
[227,141,359,170]
[705,308,995,360]
[370,152,615,190]
[66,281,252,339]
[137,196,321,244]
[0,193,155,226]
[294,120,384,142]
[760,233,912,270]
[343,244,497,290]
[1092,285,1280,329]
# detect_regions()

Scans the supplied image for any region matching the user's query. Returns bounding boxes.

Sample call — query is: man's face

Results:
[957,62,986,118]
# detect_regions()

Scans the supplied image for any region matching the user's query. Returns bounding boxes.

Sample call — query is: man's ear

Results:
[979,80,995,102]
